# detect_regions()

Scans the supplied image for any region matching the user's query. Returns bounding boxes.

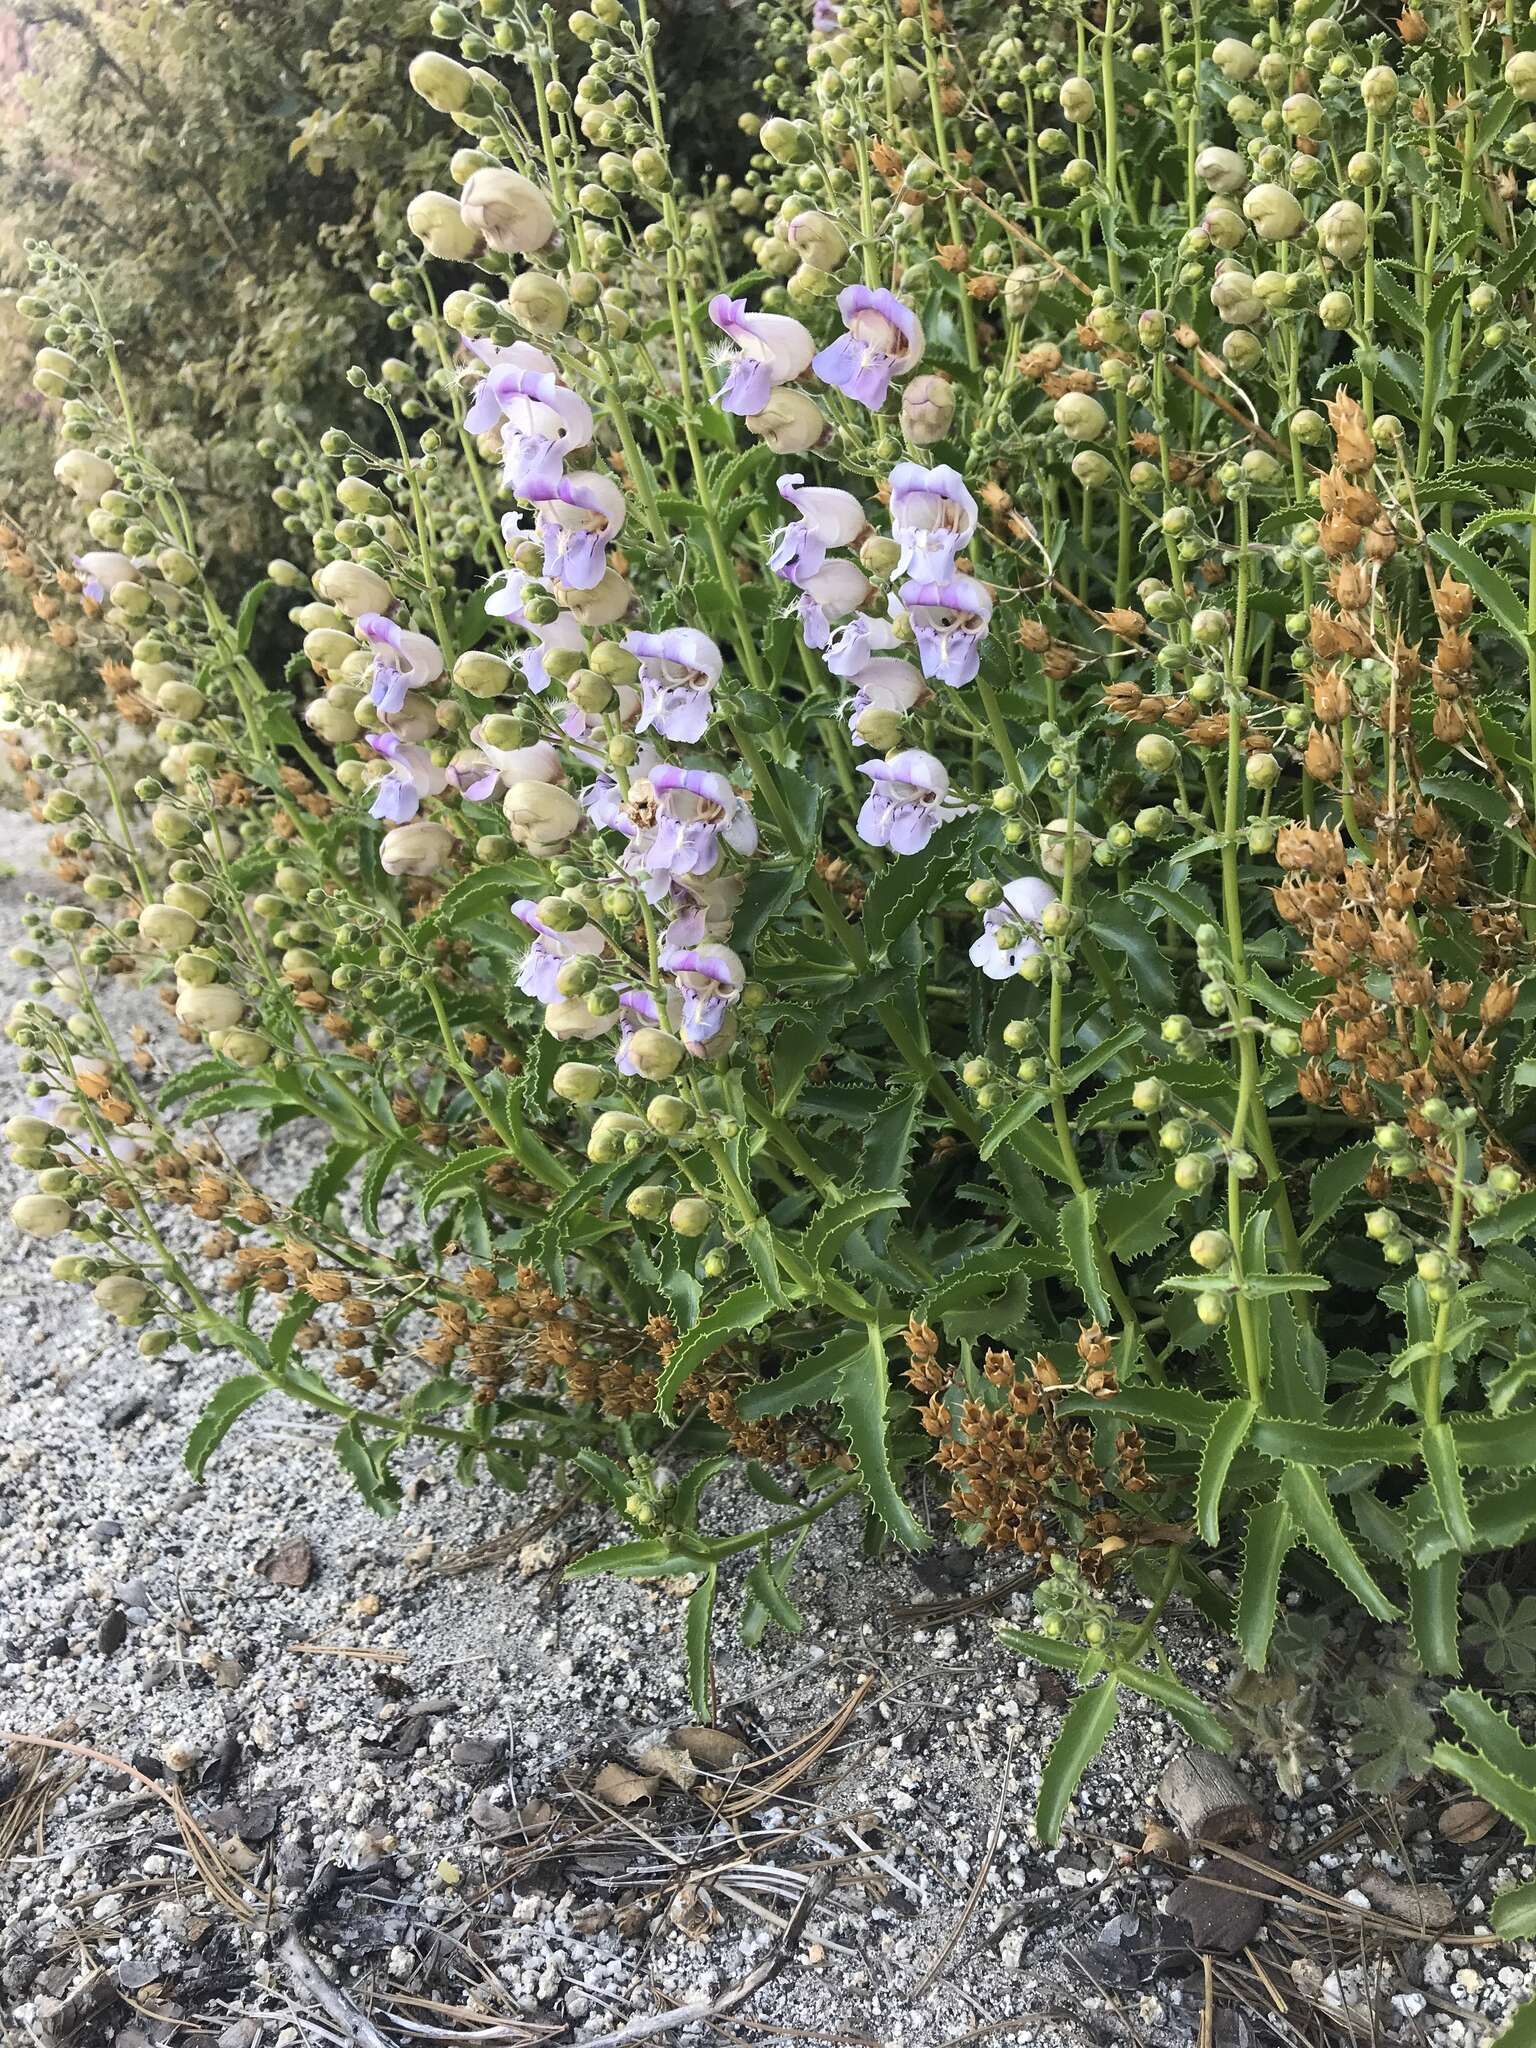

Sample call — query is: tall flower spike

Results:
[856,749,969,854]
[768,473,868,585]
[888,462,978,582]
[707,295,816,415]
[900,575,994,689]
[813,285,925,410]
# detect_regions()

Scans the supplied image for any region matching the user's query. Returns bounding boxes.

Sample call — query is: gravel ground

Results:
[3,809,1535,2048]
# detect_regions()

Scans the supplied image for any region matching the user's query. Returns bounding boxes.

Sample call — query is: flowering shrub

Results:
[9,0,1536,1876]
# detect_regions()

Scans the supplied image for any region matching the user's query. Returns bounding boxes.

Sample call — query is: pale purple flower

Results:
[471,731,563,787]
[901,574,994,689]
[969,876,1057,979]
[74,551,138,604]
[464,363,594,494]
[660,872,744,948]
[526,470,626,591]
[845,657,928,741]
[511,898,606,1003]
[707,295,816,415]
[560,685,640,768]
[367,733,447,825]
[856,748,968,854]
[661,942,745,1055]
[621,766,758,903]
[812,0,839,26]
[768,473,867,586]
[795,558,874,650]
[888,462,978,581]
[823,611,899,678]
[445,749,500,801]
[812,286,925,410]
[357,612,444,717]
[628,627,723,744]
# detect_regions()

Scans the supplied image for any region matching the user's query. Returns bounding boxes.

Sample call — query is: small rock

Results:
[450,1738,500,1769]
[104,1395,147,1431]
[258,1536,314,1589]
[97,1607,128,1654]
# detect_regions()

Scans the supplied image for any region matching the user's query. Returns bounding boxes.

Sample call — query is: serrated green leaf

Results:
[1423,1420,1475,1552]
[184,1374,272,1481]
[685,1571,717,1718]
[1098,1168,1183,1262]
[234,578,271,654]
[1427,531,1530,644]
[736,1327,866,1420]
[836,1324,930,1552]
[1251,1417,1418,1467]
[745,1555,806,1634]
[1035,1681,1121,1846]
[860,815,973,958]
[1280,1466,1400,1621]
[334,1420,401,1516]
[1059,1021,1148,1095]
[360,1138,405,1236]
[656,1285,774,1418]
[1060,1188,1112,1324]
[418,1144,506,1219]
[1196,1399,1257,1545]
[1444,1687,1536,1792]
[1088,896,1177,1008]
[295,1140,364,1222]
[1116,1654,1233,1752]
[802,1189,905,1276]
[1301,1143,1378,1243]
[1431,1739,1536,1841]
[1235,1499,1292,1671]
[565,1537,701,1580]
[526,1159,620,1291]
[1493,1877,1536,1941]
[1407,1554,1462,1676]
[270,1294,316,1373]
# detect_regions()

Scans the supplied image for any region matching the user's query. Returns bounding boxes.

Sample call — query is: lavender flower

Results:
[768,473,867,586]
[812,285,925,410]
[620,766,758,902]
[969,876,1058,979]
[356,612,445,717]
[463,363,594,494]
[659,872,745,948]
[581,740,660,833]
[856,749,968,854]
[845,657,928,742]
[472,730,563,786]
[526,470,626,591]
[366,733,447,825]
[661,942,745,1056]
[628,628,723,744]
[823,611,899,678]
[445,748,501,802]
[707,295,816,415]
[794,559,874,650]
[888,462,978,581]
[511,899,606,1003]
[74,551,138,604]
[900,574,994,689]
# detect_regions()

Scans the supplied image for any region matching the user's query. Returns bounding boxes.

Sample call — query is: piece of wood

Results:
[1156,1750,1259,1846]
[276,1929,394,2048]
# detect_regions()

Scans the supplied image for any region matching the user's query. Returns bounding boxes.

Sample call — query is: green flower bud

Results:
[1058,74,1098,123]
[1317,198,1367,264]
[626,1183,669,1222]
[506,271,571,335]
[11,1194,73,1239]
[1174,1152,1215,1193]
[1243,182,1304,241]
[645,1094,694,1136]
[553,1061,605,1104]
[1135,732,1179,773]
[669,1196,714,1237]
[1052,391,1109,442]
[409,50,476,113]
[1507,50,1536,102]
[1190,1227,1233,1270]
[1131,1077,1167,1113]
[626,1028,685,1080]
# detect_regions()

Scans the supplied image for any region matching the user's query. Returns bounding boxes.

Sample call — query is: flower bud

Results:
[1003,266,1041,321]
[460,167,557,253]
[157,679,205,721]
[669,1196,714,1237]
[558,568,631,627]
[407,190,479,261]
[303,627,359,674]
[138,903,200,950]
[380,821,456,876]
[626,1028,685,1080]
[453,650,513,696]
[645,1094,694,1137]
[1039,817,1096,876]
[53,449,116,503]
[553,1061,605,1104]
[900,372,956,446]
[587,1110,646,1163]
[855,706,906,750]
[1210,37,1259,79]
[315,560,394,620]
[1071,450,1113,488]
[1316,198,1367,264]
[1052,391,1108,442]
[787,209,847,272]
[506,271,570,336]
[175,982,244,1034]
[409,50,476,113]
[745,385,826,454]
[1135,732,1178,772]
[306,693,362,745]
[504,778,584,855]
[1318,289,1354,330]
[5,1115,56,1149]
[93,1274,149,1321]
[1282,92,1324,135]
[544,997,612,1042]
[1508,50,1536,101]
[1242,182,1304,241]
[1195,145,1248,196]
[11,1194,73,1239]
[1058,75,1097,123]
[1189,1228,1233,1270]
[626,1183,669,1222]
[759,117,812,164]
[1210,267,1265,327]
